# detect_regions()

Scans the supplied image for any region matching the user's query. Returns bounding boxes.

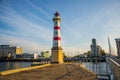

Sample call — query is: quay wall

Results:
[0,64,51,75]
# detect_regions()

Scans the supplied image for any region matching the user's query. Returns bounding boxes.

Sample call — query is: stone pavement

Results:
[0,63,96,80]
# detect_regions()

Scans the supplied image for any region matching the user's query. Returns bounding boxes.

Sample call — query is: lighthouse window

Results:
[55,22,58,25]
[55,32,57,34]
[55,43,58,46]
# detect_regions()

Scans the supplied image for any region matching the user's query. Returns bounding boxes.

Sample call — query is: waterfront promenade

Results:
[0,63,96,80]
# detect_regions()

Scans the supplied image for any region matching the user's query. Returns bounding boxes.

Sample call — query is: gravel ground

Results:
[0,63,96,80]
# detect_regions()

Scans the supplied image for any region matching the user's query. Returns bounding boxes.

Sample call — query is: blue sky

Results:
[0,0,120,56]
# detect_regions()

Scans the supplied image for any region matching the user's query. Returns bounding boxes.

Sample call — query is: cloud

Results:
[60,2,120,55]
[0,34,50,53]
[0,5,52,41]
[0,3,52,53]
[0,0,120,55]
[26,0,52,19]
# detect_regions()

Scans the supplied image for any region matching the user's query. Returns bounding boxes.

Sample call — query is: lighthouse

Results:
[51,11,64,64]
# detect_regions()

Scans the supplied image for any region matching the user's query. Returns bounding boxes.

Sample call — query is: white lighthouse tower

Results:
[51,11,64,63]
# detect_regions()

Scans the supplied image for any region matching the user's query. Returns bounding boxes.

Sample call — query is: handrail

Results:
[108,57,120,67]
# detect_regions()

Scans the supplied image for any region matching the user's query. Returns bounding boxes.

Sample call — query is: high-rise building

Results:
[51,11,64,63]
[96,45,102,56]
[115,38,120,57]
[90,39,104,57]
[91,39,98,57]
[90,39,103,57]
[0,45,23,58]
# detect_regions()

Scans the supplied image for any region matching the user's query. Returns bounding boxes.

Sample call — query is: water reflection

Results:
[79,62,107,75]
[0,62,32,72]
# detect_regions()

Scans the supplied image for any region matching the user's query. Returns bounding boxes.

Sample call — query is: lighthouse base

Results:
[51,47,64,64]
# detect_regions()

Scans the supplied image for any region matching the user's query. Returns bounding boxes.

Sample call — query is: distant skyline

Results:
[0,0,120,56]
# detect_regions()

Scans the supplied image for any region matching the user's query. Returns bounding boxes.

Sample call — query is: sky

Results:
[0,0,120,56]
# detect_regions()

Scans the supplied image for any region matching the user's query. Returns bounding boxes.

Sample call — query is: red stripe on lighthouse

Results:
[54,37,61,40]
[54,26,60,30]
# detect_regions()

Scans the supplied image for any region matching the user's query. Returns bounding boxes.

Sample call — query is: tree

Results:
[100,50,106,56]
[84,51,91,57]
[87,51,91,57]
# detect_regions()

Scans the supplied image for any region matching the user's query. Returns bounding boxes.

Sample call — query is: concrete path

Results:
[0,63,96,80]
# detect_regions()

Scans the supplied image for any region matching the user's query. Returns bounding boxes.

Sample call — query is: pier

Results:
[0,63,96,80]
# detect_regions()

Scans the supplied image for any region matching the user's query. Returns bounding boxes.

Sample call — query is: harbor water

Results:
[0,62,32,72]
[79,62,108,75]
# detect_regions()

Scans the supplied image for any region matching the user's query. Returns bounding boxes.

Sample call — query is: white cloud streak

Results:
[0,0,120,55]
[0,34,50,53]
[0,4,52,53]
[0,6,52,41]
[26,0,52,19]
[61,2,120,55]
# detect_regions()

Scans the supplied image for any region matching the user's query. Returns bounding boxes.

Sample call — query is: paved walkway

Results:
[0,63,96,80]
